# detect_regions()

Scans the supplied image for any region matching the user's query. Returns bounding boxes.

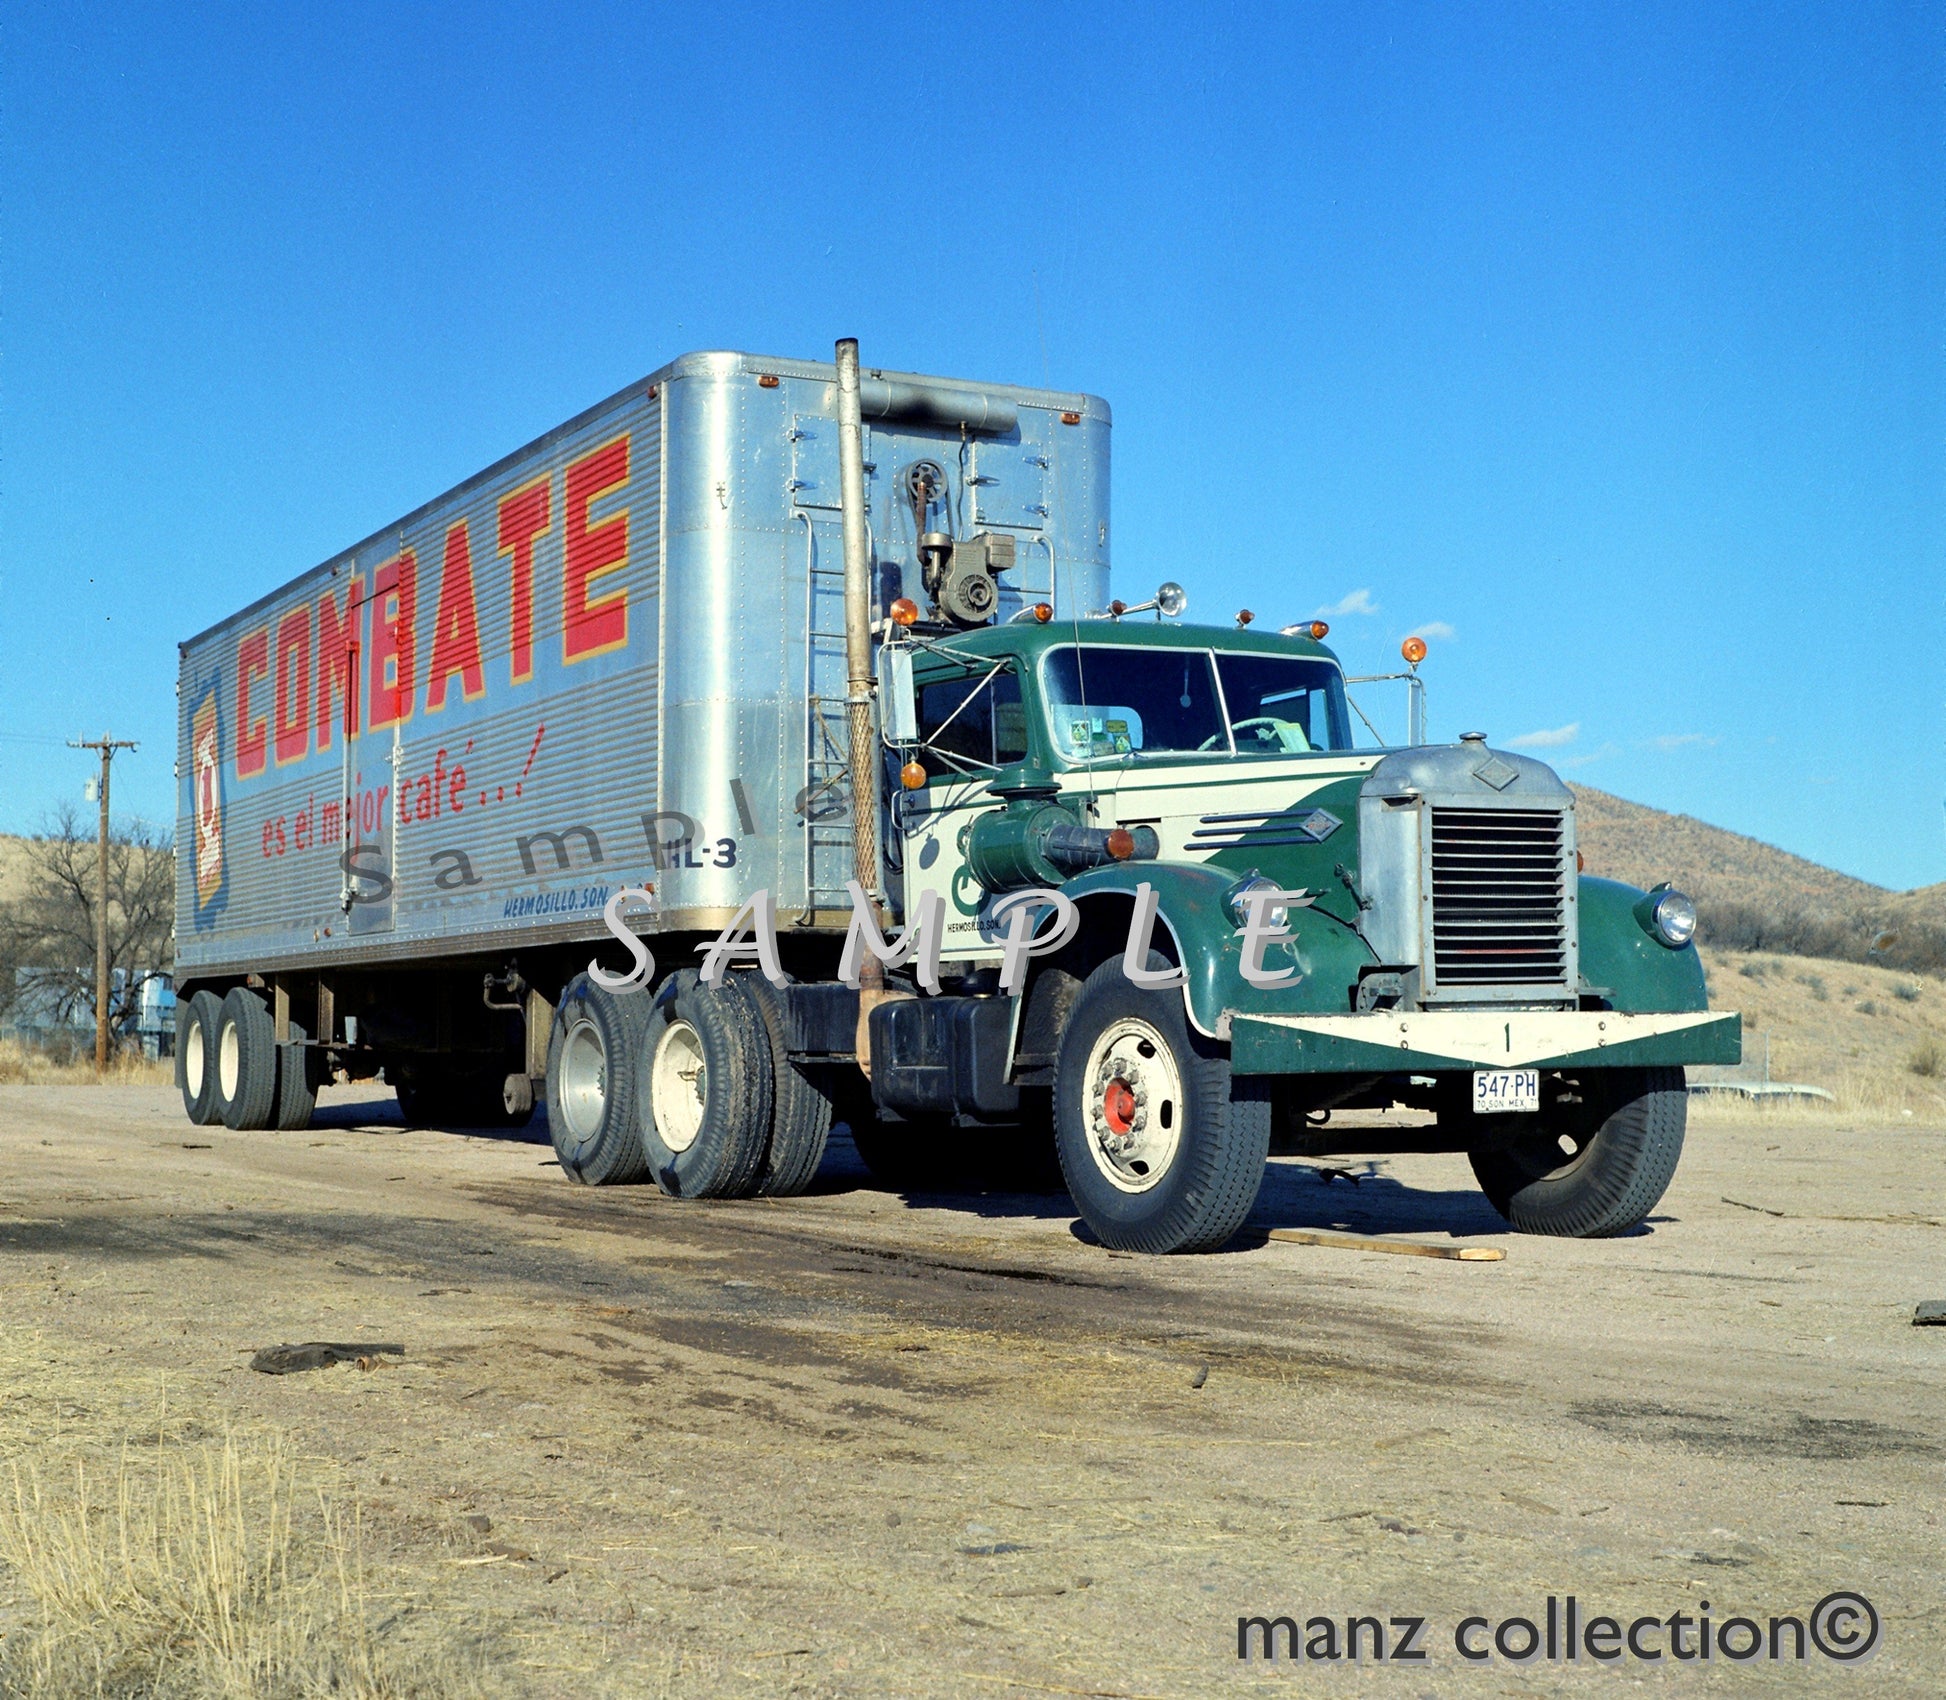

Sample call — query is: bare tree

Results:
[0,807,175,1042]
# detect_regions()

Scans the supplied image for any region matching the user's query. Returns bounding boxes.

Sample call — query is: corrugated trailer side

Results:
[178,377,665,978]
[170,347,1110,1164]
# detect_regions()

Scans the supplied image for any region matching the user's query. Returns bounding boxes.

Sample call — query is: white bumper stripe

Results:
[1238,1009,1726,1067]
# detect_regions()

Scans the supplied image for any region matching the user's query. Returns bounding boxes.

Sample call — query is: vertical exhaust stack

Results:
[835,338,890,1072]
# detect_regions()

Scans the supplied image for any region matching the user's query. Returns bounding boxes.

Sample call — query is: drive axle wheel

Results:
[636,971,771,1199]
[546,975,649,1185]
[1463,1067,1687,1237]
[1053,956,1270,1254]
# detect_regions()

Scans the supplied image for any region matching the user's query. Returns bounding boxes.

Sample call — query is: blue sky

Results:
[2,2,1940,888]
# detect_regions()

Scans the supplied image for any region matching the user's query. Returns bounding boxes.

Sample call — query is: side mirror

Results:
[877,645,918,744]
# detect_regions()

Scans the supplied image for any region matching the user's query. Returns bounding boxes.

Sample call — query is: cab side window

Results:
[917,670,1028,767]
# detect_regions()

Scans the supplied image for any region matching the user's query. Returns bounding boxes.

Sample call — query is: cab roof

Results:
[912,616,1340,669]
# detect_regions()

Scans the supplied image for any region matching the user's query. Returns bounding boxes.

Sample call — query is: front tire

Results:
[546,975,650,1185]
[1052,958,1270,1254]
[1464,1067,1687,1237]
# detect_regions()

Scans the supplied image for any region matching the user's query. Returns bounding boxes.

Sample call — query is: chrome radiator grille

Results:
[1428,807,1570,987]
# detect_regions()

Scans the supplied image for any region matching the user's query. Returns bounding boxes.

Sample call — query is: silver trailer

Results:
[176,350,1108,978]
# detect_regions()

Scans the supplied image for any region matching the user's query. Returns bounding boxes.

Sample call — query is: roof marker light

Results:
[900,761,928,790]
[890,598,920,627]
[1402,636,1428,664]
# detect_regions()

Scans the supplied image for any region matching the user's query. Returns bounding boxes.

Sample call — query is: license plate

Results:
[1473,1068,1540,1115]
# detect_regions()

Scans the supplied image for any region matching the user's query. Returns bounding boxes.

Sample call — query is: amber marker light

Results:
[1236,609,1254,626]
[1060,411,1082,425]
[890,598,920,627]
[1307,620,1329,640]
[1105,827,1136,861]
[900,761,928,790]
[1402,636,1429,664]
[1032,602,1053,622]
[758,374,781,388]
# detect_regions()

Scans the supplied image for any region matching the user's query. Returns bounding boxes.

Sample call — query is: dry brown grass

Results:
[0,1039,172,1088]
[0,1347,495,1699]
[1689,945,1946,1123]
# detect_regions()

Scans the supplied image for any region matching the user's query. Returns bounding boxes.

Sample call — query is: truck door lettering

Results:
[424,520,487,712]
[640,812,702,870]
[712,837,737,869]
[563,435,630,663]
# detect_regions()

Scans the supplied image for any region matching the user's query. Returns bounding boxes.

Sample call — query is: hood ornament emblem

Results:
[1473,755,1519,791]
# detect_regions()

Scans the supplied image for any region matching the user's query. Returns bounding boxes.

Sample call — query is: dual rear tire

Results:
[178,987,316,1131]
[546,970,833,1198]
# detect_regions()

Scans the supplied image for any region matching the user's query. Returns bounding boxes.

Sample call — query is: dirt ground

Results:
[1,1082,1941,1697]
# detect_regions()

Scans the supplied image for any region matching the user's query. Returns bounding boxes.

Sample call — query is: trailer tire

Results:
[1053,957,1270,1253]
[546,976,650,1185]
[177,990,223,1126]
[1465,1067,1687,1237]
[739,975,833,1198]
[636,971,772,1199]
[272,1021,318,1131]
[215,988,277,1131]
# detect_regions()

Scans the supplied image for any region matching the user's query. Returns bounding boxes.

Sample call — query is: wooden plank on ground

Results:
[1268,1227,1505,1262]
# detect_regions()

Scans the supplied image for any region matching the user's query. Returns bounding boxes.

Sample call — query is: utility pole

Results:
[69,734,138,1073]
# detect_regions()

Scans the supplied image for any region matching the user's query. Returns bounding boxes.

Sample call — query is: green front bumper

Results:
[1228,1008,1742,1076]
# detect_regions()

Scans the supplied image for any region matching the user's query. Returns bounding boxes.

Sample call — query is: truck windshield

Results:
[1212,652,1354,753]
[1042,646,1353,760]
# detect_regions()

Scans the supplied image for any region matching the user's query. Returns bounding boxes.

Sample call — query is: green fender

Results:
[1577,875,1710,1013]
[1057,861,1378,1036]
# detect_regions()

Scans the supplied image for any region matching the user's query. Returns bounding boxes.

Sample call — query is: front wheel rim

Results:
[1081,1016,1184,1194]
[558,1019,609,1143]
[650,1019,707,1153]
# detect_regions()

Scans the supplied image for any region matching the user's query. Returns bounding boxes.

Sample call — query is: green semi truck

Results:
[868,608,1739,1251]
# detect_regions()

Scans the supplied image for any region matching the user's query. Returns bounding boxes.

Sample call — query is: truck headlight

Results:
[1225,875,1288,931]
[1635,884,1698,948]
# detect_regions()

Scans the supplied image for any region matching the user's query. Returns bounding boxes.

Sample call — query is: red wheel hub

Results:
[1102,1078,1137,1137]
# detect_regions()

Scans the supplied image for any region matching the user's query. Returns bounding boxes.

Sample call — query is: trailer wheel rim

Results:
[650,1019,707,1154]
[218,1021,241,1101]
[185,1022,205,1096]
[558,1018,609,1144]
[1082,1016,1183,1194]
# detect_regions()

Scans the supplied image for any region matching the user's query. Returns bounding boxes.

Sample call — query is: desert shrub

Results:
[1909,1037,1944,1079]
[1800,973,1828,1001]
[1857,1000,1879,1017]
[1895,982,1922,1003]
